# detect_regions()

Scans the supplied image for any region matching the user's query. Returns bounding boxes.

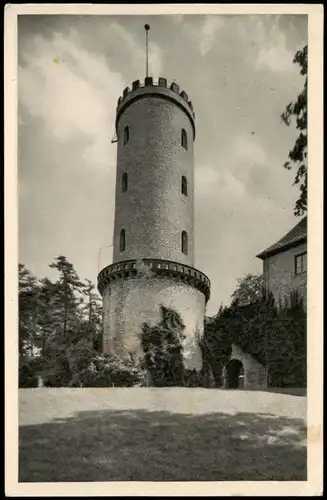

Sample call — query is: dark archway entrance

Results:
[225,359,244,389]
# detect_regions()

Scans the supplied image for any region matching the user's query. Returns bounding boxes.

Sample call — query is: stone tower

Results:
[97,76,210,370]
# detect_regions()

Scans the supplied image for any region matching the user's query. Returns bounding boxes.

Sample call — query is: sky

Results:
[18,13,308,316]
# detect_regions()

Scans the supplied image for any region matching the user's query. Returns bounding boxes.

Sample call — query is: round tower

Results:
[98,76,210,370]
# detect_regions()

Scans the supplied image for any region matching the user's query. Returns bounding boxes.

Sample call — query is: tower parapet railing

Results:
[98,257,211,303]
[116,77,195,118]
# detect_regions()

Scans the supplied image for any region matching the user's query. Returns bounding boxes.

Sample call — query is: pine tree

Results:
[81,278,103,353]
[18,264,40,358]
[49,256,85,335]
[39,257,86,386]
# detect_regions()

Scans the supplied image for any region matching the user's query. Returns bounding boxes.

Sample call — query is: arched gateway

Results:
[224,359,244,389]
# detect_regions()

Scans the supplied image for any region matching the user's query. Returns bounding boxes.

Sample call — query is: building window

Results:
[181,176,188,196]
[122,172,128,192]
[120,229,126,252]
[181,231,188,255]
[123,125,130,145]
[295,252,307,275]
[181,129,188,150]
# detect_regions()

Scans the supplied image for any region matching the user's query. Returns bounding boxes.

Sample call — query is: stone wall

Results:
[264,242,307,308]
[102,273,206,370]
[224,344,267,389]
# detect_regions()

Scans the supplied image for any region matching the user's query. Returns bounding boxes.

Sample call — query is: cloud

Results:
[110,22,163,78]
[195,137,267,202]
[236,15,298,73]
[195,165,221,196]
[199,15,225,56]
[255,28,295,73]
[19,29,125,167]
[232,135,268,165]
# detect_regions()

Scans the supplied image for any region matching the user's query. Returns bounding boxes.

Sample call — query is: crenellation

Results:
[158,77,167,87]
[116,78,195,119]
[170,81,180,94]
[132,79,140,91]
[145,76,154,86]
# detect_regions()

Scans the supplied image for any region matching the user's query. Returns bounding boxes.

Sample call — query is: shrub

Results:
[140,305,186,387]
[83,353,145,388]
[19,355,42,388]
[203,292,306,389]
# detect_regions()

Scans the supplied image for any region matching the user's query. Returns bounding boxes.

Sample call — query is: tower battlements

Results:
[116,77,196,139]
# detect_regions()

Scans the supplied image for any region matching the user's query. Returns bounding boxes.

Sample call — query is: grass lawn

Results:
[19,388,307,482]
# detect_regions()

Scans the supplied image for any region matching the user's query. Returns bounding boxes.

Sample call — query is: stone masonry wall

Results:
[113,95,195,267]
[102,273,206,371]
[264,242,307,308]
[227,344,267,389]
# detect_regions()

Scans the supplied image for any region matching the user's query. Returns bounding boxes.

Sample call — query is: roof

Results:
[256,216,307,260]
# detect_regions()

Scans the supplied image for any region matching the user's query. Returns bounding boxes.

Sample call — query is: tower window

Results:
[122,173,128,192]
[123,126,130,145]
[181,129,188,150]
[181,231,188,255]
[120,229,126,252]
[181,176,188,196]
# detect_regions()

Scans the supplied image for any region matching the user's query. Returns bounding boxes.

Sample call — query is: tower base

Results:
[98,259,210,371]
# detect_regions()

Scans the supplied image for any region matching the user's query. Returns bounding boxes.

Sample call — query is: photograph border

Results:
[5,3,323,496]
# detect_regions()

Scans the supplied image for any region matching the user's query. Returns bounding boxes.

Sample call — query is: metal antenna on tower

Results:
[144,24,150,78]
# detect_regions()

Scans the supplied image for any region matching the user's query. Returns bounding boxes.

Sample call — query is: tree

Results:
[18,258,103,387]
[81,279,103,353]
[200,317,232,387]
[268,291,306,387]
[230,273,264,307]
[49,256,85,335]
[66,337,96,387]
[140,305,186,387]
[204,290,306,389]
[18,264,40,358]
[37,258,91,386]
[281,44,308,216]
[18,263,43,388]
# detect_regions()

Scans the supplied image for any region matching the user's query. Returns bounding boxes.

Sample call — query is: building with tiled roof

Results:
[257,216,307,308]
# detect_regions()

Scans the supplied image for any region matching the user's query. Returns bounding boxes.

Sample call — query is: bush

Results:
[19,356,42,388]
[183,369,203,387]
[203,292,306,389]
[140,306,186,387]
[83,353,145,388]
